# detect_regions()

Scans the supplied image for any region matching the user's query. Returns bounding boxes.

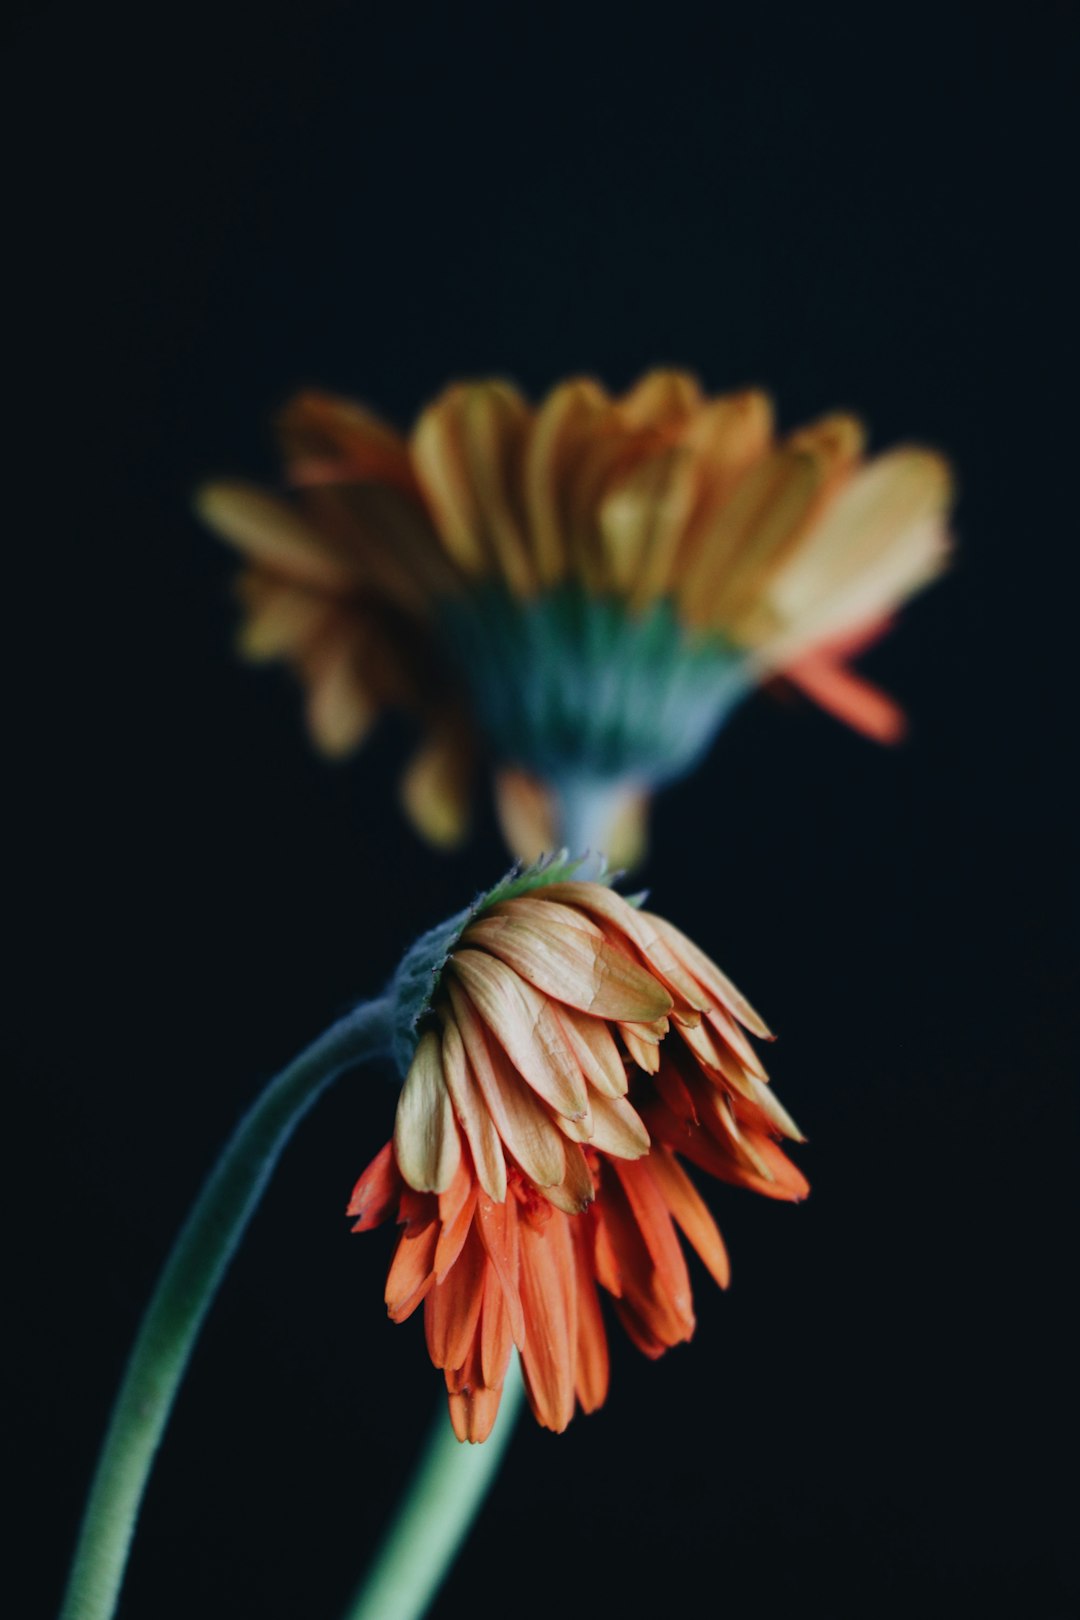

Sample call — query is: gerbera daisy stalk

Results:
[57,998,395,1620]
[59,855,805,1620]
[198,370,953,866]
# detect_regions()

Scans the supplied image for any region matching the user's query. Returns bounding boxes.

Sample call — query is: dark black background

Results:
[10,4,1076,1618]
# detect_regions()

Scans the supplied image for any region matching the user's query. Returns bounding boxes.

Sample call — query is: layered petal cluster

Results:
[198,373,951,858]
[349,876,806,1439]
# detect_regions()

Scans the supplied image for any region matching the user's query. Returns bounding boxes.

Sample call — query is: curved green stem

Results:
[343,1354,525,1620]
[59,996,394,1620]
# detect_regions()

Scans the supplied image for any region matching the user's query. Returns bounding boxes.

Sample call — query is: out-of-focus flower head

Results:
[350,854,806,1439]
[197,372,952,864]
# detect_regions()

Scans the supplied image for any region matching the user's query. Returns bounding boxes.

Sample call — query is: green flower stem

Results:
[343,1354,525,1620]
[59,995,395,1620]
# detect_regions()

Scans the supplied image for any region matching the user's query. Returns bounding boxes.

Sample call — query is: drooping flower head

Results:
[198,372,952,863]
[351,855,807,1440]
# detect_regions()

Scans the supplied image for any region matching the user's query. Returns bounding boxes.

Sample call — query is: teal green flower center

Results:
[438,583,753,788]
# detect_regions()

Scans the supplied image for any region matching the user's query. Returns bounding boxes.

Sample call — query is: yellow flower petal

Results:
[524,379,609,586]
[195,480,357,591]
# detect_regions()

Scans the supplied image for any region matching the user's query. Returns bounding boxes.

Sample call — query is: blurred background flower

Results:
[198,373,951,865]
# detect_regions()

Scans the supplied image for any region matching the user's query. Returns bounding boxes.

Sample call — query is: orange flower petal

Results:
[479,1268,515,1390]
[475,1190,525,1347]
[518,1212,577,1433]
[646,1149,731,1290]
[570,1217,609,1413]
[347,1140,402,1231]
[385,1217,439,1322]
[434,1175,478,1282]
[448,1384,503,1445]
[425,1222,487,1370]
[783,651,908,743]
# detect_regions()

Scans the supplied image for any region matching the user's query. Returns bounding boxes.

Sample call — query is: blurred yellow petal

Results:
[399,726,471,849]
[196,480,357,591]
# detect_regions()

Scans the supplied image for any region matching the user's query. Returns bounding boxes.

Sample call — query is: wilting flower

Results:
[198,372,952,862]
[349,857,806,1439]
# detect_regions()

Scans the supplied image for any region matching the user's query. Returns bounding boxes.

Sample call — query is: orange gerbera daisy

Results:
[198,372,952,863]
[350,857,806,1439]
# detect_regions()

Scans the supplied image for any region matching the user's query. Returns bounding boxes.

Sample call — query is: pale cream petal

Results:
[683,1004,767,1082]
[746,1072,805,1142]
[645,912,772,1037]
[618,1023,661,1073]
[586,1092,651,1160]
[540,883,710,1016]
[753,514,949,669]
[552,1006,628,1098]
[538,1139,595,1215]
[487,895,605,938]
[461,915,674,1022]
[445,980,567,1187]
[393,1030,462,1193]
[440,1018,507,1201]
[448,950,589,1119]
[745,449,952,657]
